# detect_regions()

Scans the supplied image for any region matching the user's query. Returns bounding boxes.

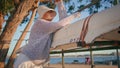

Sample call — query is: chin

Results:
[46,19,52,21]
[46,18,54,21]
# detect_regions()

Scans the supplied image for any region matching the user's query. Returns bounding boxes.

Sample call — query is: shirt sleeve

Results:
[56,0,67,20]
[47,12,80,34]
[47,22,63,34]
[57,12,80,26]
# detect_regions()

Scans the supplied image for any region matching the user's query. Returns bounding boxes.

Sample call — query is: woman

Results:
[14,0,80,68]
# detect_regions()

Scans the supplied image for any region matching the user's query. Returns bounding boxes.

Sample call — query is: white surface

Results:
[51,5,120,49]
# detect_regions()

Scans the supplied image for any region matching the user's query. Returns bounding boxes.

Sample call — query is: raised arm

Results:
[57,12,80,26]
[55,0,67,20]
[48,12,80,34]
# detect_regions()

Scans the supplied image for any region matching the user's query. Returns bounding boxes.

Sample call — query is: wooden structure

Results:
[50,5,120,68]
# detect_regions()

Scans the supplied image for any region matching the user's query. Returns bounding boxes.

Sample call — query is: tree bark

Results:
[14,0,20,4]
[5,2,39,68]
[0,0,35,68]
[0,12,4,33]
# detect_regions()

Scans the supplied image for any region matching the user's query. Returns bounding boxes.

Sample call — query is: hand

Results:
[55,0,62,3]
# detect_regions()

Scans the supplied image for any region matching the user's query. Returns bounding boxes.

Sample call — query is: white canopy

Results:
[51,5,120,50]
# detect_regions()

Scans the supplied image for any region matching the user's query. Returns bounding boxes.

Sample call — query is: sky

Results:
[6,0,118,57]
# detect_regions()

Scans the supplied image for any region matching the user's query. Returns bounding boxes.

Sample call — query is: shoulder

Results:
[37,19,54,24]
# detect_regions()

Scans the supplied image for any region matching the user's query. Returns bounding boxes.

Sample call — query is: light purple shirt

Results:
[22,19,62,61]
[21,1,80,64]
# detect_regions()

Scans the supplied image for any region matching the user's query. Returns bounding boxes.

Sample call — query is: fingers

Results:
[55,0,62,3]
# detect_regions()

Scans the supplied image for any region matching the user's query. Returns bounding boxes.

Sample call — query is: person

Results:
[85,57,91,65]
[14,0,80,68]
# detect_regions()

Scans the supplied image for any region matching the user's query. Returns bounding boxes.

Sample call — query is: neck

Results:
[41,18,52,21]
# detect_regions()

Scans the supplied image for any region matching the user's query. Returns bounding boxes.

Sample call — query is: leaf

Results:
[63,0,70,3]
[113,0,118,5]
[78,5,84,9]
[0,0,15,15]
[47,2,56,9]
[77,0,83,2]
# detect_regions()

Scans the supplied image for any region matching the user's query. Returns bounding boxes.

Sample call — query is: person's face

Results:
[42,10,56,21]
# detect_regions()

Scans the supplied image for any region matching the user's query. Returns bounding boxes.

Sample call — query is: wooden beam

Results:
[62,49,65,68]
[116,48,120,68]
[77,41,120,47]
[90,45,94,68]
[50,46,120,54]
[51,41,120,50]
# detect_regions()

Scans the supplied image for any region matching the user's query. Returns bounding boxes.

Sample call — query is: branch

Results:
[75,0,99,13]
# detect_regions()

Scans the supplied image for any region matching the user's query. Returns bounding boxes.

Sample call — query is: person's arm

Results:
[57,12,80,26]
[48,12,80,33]
[55,0,67,20]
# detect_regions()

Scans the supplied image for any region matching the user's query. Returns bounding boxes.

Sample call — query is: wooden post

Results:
[117,0,119,4]
[116,48,120,68]
[90,45,94,68]
[62,49,65,68]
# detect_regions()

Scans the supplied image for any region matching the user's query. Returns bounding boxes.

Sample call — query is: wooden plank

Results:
[51,41,120,50]
[50,46,120,54]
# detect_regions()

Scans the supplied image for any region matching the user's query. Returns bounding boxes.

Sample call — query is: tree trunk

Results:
[14,0,20,4]
[5,2,39,68]
[0,12,4,33]
[0,0,35,68]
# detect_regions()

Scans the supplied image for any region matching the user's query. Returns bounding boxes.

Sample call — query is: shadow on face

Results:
[42,10,56,21]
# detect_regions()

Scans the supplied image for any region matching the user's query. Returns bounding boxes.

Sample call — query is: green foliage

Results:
[47,2,56,9]
[65,0,119,14]
[77,0,82,2]
[39,0,56,9]
[113,0,119,5]
[63,0,70,3]
[67,3,75,13]
[0,0,15,15]
[77,0,119,14]
[21,0,120,24]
